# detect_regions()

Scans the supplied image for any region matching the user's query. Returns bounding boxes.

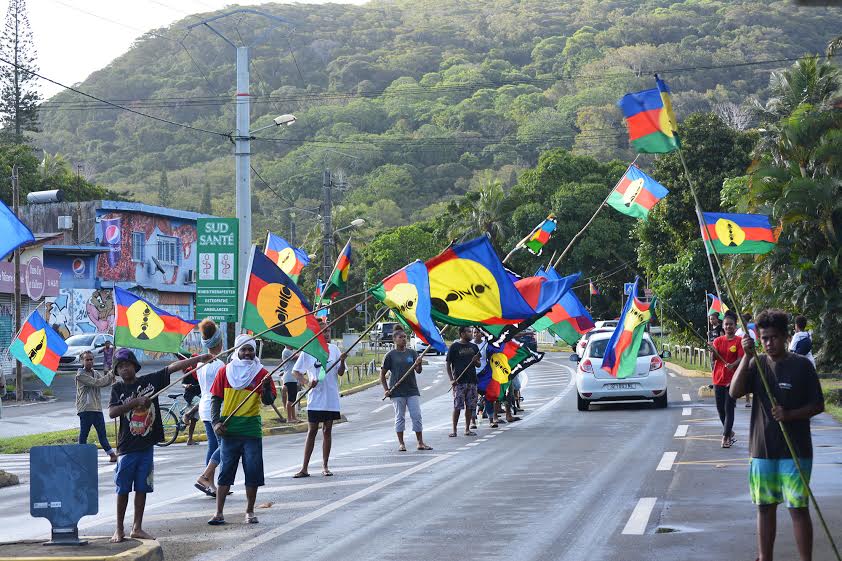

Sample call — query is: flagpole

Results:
[553,155,640,269]
[696,208,723,303]
[223,295,370,424]
[676,147,840,561]
[545,251,557,272]
[294,305,390,407]
[502,224,541,264]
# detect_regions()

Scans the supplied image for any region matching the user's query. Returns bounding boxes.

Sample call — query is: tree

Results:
[0,0,40,139]
[755,56,840,123]
[200,183,212,215]
[157,169,170,207]
[446,176,509,247]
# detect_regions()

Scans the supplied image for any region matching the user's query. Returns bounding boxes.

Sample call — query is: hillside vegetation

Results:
[36,0,839,240]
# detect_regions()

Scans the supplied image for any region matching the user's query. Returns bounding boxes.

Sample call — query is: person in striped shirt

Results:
[207,335,276,526]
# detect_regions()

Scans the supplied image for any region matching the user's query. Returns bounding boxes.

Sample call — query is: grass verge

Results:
[823,378,842,423]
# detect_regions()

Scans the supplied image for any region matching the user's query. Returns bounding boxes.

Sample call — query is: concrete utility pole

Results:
[321,169,333,284]
[12,166,22,401]
[188,9,292,333]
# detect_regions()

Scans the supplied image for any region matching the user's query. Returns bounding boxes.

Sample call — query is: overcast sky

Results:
[21,0,368,99]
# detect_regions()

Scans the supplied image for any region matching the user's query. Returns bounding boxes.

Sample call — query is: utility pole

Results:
[12,166,22,401]
[321,169,333,284]
[289,211,296,246]
[188,9,292,334]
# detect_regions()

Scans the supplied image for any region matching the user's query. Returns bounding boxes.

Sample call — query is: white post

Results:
[234,45,251,335]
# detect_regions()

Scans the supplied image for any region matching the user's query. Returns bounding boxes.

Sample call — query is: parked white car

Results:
[575,327,614,357]
[571,331,669,411]
[58,333,114,371]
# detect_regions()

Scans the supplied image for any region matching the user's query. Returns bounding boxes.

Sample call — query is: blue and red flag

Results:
[524,214,557,256]
[532,266,595,345]
[701,212,776,255]
[323,239,352,299]
[264,232,310,282]
[370,260,447,353]
[601,278,653,378]
[618,76,680,154]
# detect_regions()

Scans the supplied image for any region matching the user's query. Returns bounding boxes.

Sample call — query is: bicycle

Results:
[157,392,196,447]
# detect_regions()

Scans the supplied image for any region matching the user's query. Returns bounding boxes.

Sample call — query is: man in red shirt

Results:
[711,310,744,448]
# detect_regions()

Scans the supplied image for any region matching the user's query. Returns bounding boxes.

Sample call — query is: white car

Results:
[410,336,445,356]
[59,333,114,371]
[575,327,614,357]
[571,331,669,411]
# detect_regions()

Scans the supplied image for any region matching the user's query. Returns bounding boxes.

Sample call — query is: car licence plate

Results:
[606,383,636,390]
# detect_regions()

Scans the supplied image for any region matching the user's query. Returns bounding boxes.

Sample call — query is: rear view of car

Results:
[571,332,668,411]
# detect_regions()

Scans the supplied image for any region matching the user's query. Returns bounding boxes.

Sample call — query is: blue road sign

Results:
[623,282,634,296]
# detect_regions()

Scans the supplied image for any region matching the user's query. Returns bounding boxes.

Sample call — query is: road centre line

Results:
[621,498,657,535]
[260,478,380,493]
[674,425,689,437]
[422,385,433,391]
[682,407,692,416]
[682,393,691,401]
[668,372,676,378]
[371,403,392,414]
[270,462,418,478]
[204,454,452,561]
[656,451,678,471]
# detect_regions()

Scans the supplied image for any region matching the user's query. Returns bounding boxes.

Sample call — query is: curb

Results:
[0,537,162,561]
[665,361,709,378]
[340,379,380,398]
[264,415,348,435]
[0,397,58,409]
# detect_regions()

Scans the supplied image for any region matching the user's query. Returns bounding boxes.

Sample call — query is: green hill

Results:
[36,0,841,243]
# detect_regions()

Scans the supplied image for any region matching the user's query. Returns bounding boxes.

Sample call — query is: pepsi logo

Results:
[72,258,85,276]
[105,225,121,244]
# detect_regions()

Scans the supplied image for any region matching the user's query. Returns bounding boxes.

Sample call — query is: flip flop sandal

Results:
[398,444,407,452]
[448,433,457,437]
[293,471,310,479]
[194,483,215,497]
[207,516,225,526]
[464,431,477,436]
[417,444,433,450]
[490,423,499,428]
[721,441,732,448]
[322,470,334,477]
[245,513,259,524]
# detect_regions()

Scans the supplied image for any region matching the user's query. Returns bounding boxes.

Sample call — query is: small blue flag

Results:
[0,200,34,258]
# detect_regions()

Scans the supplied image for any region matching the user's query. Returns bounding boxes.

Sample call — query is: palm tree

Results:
[448,178,510,245]
[756,56,840,122]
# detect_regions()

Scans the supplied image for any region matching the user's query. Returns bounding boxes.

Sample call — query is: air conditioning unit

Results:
[57,216,73,230]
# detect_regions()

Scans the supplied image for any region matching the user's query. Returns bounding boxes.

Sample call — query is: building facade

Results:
[21,200,214,362]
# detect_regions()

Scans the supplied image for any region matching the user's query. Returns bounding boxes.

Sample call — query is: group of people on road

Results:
[706,309,824,561]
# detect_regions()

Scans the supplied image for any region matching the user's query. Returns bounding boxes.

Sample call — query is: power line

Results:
[0,54,230,139]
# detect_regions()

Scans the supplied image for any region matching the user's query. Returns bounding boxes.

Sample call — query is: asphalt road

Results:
[1,352,841,561]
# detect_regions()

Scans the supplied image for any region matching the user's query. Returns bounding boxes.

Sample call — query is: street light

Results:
[333,218,366,236]
[251,113,296,135]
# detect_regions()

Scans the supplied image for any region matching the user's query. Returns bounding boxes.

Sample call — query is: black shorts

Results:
[307,410,340,423]
[284,382,299,400]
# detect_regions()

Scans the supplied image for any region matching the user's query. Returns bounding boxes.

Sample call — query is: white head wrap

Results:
[226,334,262,389]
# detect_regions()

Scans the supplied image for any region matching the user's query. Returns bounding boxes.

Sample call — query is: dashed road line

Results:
[371,403,392,414]
[682,407,692,416]
[622,498,657,535]
[682,393,691,402]
[656,451,678,471]
[674,425,689,437]
[422,385,433,391]
[667,372,676,378]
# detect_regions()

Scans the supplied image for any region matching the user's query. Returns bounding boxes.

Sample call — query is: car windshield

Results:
[588,338,656,359]
[65,334,96,346]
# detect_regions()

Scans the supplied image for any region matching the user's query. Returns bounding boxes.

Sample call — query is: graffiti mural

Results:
[95,211,198,289]
[46,289,115,338]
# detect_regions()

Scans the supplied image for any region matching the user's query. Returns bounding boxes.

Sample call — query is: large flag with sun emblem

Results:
[242,248,329,364]
[618,75,680,154]
[701,212,776,255]
[606,165,668,220]
[370,260,447,354]
[114,287,198,353]
[425,236,536,328]
[9,310,68,386]
[265,232,310,283]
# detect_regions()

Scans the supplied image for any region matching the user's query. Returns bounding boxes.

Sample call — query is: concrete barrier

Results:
[0,537,162,561]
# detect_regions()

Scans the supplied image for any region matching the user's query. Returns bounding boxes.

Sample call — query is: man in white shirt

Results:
[192,319,226,497]
[292,337,347,478]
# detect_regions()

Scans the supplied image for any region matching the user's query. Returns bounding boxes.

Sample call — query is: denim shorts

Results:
[114,447,154,495]
[217,436,264,487]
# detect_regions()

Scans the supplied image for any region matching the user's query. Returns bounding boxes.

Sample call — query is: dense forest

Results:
[22,0,842,364]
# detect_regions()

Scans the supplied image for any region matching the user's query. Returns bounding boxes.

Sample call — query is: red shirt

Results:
[712,335,744,386]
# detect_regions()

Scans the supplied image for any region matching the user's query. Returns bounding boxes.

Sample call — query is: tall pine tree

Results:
[0,0,40,140]
[158,169,171,207]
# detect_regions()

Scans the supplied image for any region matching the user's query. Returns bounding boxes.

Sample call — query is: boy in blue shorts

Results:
[108,348,208,542]
[730,310,824,561]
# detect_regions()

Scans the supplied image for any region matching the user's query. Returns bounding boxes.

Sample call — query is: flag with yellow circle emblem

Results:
[9,310,68,386]
[702,212,776,255]
[242,248,329,364]
[114,287,198,353]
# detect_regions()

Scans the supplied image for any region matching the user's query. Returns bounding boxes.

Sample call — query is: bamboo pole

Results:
[294,305,389,408]
[448,352,481,390]
[382,345,432,400]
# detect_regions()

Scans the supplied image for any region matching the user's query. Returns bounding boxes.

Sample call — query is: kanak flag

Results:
[601,278,652,379]
[606,165,668,219]
[114,287,197,353]
[9,310,68,386]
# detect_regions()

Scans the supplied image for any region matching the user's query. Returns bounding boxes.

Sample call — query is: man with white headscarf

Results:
[207,334,276,526]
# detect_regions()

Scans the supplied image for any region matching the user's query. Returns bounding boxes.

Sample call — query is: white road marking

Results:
[668,372,676,378]
[682,407,691,416]
[682,393,691,402]
[485,433,498,438]
[656,451,678,471]
[261,478,379,493]
[371,403,392,414]
[674,425,688,437]
[457,446,470,450]
[622,497,657,535]
[204,454,452,561]
[465,442,480,447]
[422,386,433,391]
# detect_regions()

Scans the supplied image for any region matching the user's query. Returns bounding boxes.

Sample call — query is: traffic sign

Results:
[196,218,239,322]
[623,282,634,296]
